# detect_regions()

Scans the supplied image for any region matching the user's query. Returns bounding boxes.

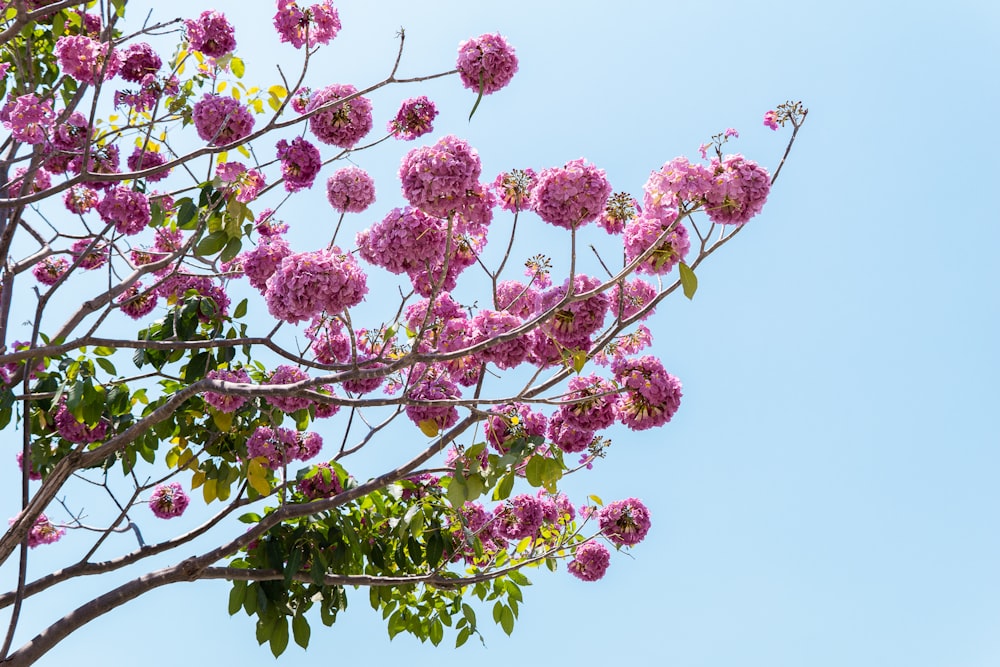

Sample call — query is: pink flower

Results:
[568,541,610,581]
[558,373,619,431]
[97,186,151,235]
[149,482,190,519]
[192,94,254,146]
[118,42,162,82]
[63,185,99,214]
[70,238,109,270]
[492,494,544,540]
[264,248,368,323]
[54,35,120,84]
[273,1,341,49]
[15,451,42,481]
[2,94,54,145]
[276,136,321,192]
[763,110,779,131]
[490,168,536,213]
[547,411,594,454]
[623,208,690,276]
[388,96,438,140]
[265,364,312,413]
[117,282,159,320]
[204,368,252,413]
[597,498,651,547]
[127,147,170,182]
[9,166,51,196]
[326,167,376,213]
[404,365,460,432]
[609,279,658,321]
[54,402,106,443]
[704,154,771,226]
[215,161,265,203]
[305,316,351,364]
[356,206,447,275]
[471,309,531,370]
[482,403,547,452]
[32,257,69,285]
[531,158,612,229]
[538,274,610,344]
[185,11,236,59]
[306,83,373,148]
[456,33,518,95]
[399,135,482,218]
[612,355,682,431]
[644,156,713,211]
[598,192,638,234]
[240,235,291,292]
[9,513,65,548]
[297,462,342,500]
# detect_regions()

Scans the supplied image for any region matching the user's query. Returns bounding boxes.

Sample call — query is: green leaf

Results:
[176,198,198,228]
[446,475,467,508]
[292,614,311,649]
[233,298,248,319]
[228,581,247,615]
[195,231,228,257]
[425,531,444,569]
[95,357,117,376]
[524,455,545,488]
[269,617,289,657]
[429,618,444,646]
[283,548,303,587]
[507,569,531,586]
[220,236,242,263]
[456,627,471,648]
[493,471,515,501]
[499,606,515,635]
[678,262,698,300]
[468,71,485,121]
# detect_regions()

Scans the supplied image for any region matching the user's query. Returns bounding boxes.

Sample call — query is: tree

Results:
[0,1,806,663]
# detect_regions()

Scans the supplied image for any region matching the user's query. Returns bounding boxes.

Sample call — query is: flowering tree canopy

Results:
[0,1,806,663]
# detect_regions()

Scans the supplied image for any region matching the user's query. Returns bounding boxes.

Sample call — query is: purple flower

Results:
[557,373,618,432]
[546,411,594,454]
[297,462,342,500]
[54,402,106,443]
[493,494,545,540]
[70,238,109,270]
[9,513,65,547]
[388,96,438,140]
[763,109,779,131]
[118,42,162,82]
[192,94,254,146]
[612,355,682,431]
[240,235,291,292]
[404,365,460,433]
[482,403,547,452]
[276,136,321,192]
[127,147,170,182]
[399,135,482,218]
[531,158,612,229]
[623,208,690,276]
[265,365,312,413]
[306,83,373,149]
[456,33,518,95]
[597,498,651,547]
[538,274,610,344]
[326,167,376,213]
[568,541,610,581]
[204,368,252,413]
[149,482,190,519]
[2,94,54,145]
[97,186,151,235]
[356,206,447,275]
[185,10,236,58]
[216,161,265,203]
[490,168,536,213]
[117,283,159,320]
[32,257,69,285]
[274,1,341,49]
[264,248,368,323]
[55,35,120,84]
[63,185,99,214]
[471,309,532,371]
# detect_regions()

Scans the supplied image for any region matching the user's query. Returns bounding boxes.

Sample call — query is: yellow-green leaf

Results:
[247,458,271,496]
[678,262,698,300]
[202,478,217,503]
[212,410,233,432]
[418,419,439,438]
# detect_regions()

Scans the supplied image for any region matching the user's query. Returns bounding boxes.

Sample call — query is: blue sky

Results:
[4,1,1000,665]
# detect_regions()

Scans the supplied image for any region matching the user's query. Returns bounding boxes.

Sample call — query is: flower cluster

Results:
[306,83,373,148]
[127,147,170,181]
[54,403,106,444]
[558,374,618,431]
[185,10,237,58]
[597,498,651,546]
[216,161,265,203]
[274,1,341,49]
[265,365,312,413]
[599,192,638,234]
[405,366,460,432]
[644,156,713,212]
[493,494,544,540]
[538,274,610,345]
[55,35,120,84]
[704,155,771,225]
[399,135,482,218]
[568,541,610,581]
[192,94,254,146]
[531,158,612,229]
[15,513,65,548]
[204,368,252,413]
[491,168,536,213]
[276,136,321,192]
[119,42,162,82]
[456,33,518,95]
[241,235,291,291]
[356,206,446,275]
[63,185,99,214]
[117,283,159,320]
[623,208,690,275]
[32,257,68,285]
[483,403,547,452]
[612,355,682,431]
[388,96,438,140]
[326,167,376,213]
[10,166,51,195]
[297,462,343,500]
[70,238,109,270]
[247,425,322,470]
[764,109,780,130]
[149,483,190,519]
[97,186,151,235]
[2,94,54,145]
[264,248,368,323]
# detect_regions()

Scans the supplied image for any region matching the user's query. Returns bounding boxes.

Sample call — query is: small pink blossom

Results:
[185,11,236,59]
[216,161,265,203]
[568,541,610,581]
[149,482,190,519]
[456,33,518,95]
[117,282,159,320]
[763,110,779,130]
[9,513,65,548]
[97,186,151,235]
[32,257,69,285]
[326,167,376,213]
[388,96,438,141]
[204,368,252,413]
[54,35,120,84]
[2,94,54,145]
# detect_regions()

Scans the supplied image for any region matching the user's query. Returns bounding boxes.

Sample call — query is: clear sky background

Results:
[3,1,1000,665]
